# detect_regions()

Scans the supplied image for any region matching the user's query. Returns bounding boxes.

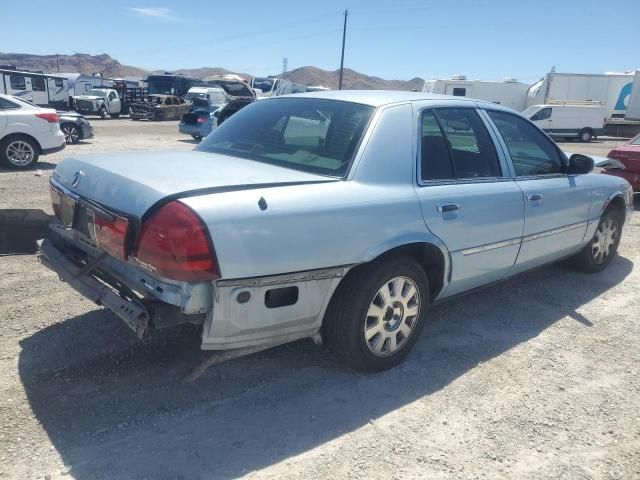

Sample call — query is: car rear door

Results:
[484,109,591,273]
[414,104,524,297]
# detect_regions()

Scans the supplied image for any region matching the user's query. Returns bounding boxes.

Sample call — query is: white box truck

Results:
[521,102,606,142]
[422,75,531,111]
[525,72,635,120]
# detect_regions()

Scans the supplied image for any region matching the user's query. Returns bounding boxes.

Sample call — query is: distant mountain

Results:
[0,53,147,78]
[283,66,424,91]
[0,53,424,90]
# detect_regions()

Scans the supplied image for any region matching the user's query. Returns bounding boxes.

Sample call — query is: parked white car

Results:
[0,93,66,169]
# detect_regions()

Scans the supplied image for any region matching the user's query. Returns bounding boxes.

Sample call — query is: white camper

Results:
[521,102,606,142]
[526,72,635,120]
[57,73,114,99]
[422,75,531,110]
[0,68,69,109]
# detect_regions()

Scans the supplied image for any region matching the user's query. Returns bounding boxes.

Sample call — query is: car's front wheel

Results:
[323,257,429,372]
[578,128,593,143]
[99,107,109,120]
[573,207,623,272]
[0,135,40,169]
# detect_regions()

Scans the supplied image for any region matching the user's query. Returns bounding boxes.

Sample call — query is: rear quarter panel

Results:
[181,103,447,280]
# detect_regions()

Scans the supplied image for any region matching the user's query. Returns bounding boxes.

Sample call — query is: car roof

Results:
[279,90,502,108]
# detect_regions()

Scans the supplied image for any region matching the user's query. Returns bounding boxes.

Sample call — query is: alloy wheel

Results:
[6,140,35,167]
[592,216,618,264]
[62,125,79,144]
[364,276,421,356]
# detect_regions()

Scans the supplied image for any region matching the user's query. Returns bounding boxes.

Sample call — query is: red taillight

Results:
[35,112,59,123]
[197,115,208,123]
[134,201,219,281]
[89,212,129,260]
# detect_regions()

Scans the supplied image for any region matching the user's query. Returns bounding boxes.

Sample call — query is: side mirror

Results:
[567,153,594,175]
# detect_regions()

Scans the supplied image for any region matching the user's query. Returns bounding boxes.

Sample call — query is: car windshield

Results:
[521,106,540,118]
[86,89,108,97]
[186,90,227,104]
[252,78,275,93]
[197,97,374,177]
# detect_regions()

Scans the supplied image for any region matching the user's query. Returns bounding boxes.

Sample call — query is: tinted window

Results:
[32,77,45,92]
[0,97,19,109]
[421,108,501,181]
[420,110,453,180]
[487,109,563,176]
[198,98,373,177]
[10,76,26,90]
[452,87,466,97]
[531,107,551,121]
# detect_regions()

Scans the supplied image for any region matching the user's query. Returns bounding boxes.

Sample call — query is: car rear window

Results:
[197,98,374,177]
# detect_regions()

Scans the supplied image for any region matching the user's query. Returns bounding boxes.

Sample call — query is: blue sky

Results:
[2,0,638,82]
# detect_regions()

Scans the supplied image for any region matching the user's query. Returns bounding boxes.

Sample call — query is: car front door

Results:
[108,91,121,114]
[414,106,525,297]
[485,109,591,273]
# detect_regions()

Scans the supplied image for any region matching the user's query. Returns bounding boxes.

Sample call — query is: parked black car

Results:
[58,112,93,144]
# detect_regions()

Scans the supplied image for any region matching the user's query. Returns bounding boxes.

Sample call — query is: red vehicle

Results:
[603,133,640,191]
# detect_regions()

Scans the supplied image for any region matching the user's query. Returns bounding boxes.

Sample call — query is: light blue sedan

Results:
[39,91,634,372]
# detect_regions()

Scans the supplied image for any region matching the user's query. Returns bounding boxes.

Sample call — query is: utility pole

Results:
[338,9,349,90]
[282,57,288,79]
[56,54,59,72]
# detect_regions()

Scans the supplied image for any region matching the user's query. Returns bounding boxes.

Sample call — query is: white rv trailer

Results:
[525,72,636,120]
[57,73,114,98]
[0,67,69,109]
[421,75,531,111]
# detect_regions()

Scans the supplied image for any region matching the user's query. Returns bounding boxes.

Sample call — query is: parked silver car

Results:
[38,91,633,371]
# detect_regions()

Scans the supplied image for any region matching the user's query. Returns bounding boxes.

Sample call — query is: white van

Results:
[522,103,606,142]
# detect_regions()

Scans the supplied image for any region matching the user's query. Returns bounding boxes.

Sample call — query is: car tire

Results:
[191,135,202,141]
[573,207,623,273]
[154,111,163,121]
[99,108,109,120]
[0,135,40,170]
[578,128,593,143]
[323,257,430,372]
[61,123,80,144]
[110,113,120,119]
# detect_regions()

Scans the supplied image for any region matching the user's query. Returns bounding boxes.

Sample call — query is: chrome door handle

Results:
[437,203,460,213]
[527,193,543,201]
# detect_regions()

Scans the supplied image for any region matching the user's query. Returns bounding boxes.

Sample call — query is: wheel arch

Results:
[0,132,43,154]
[354,237,450,301]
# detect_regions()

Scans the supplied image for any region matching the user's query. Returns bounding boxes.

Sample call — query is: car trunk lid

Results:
[52,150,338,218]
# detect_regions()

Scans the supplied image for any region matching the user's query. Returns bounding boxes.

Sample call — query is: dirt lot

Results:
[1,120,639,479]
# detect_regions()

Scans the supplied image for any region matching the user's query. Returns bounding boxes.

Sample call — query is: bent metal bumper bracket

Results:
[37,238,152,339]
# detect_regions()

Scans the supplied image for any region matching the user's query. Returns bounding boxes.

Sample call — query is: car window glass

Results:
[487,109,563,176]
[433,108,501,178]
[0,97,19,109]
[452,87,466,97]
[108,92,117,101]
[531,107,551,121]
[32,77,46,92]
[55,79,63,87]
[420,110,453,180]
[10,76,26,90]
[630,136,640,146]
[198,98,373,177]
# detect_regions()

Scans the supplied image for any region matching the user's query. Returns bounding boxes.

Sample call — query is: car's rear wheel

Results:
[573,207,623,272]
[110,113,120,119]
[578,128,593,143]
[0,135,40,169]
[61,123,80,144]
[323,257,429,372]
[99,107,109,120]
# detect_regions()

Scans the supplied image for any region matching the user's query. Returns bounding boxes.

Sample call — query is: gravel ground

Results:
[0,121,639,479]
